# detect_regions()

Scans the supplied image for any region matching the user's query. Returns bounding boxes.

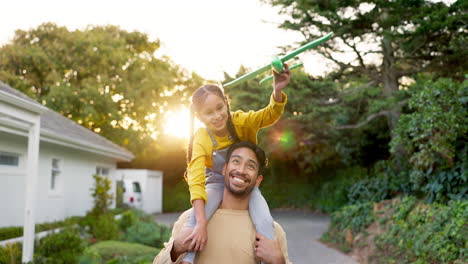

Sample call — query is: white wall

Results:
[0,131,118,227]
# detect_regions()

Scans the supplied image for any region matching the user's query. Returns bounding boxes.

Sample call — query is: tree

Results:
[263,0,466,135]
[0,23,204,161]
[225,66,390,177]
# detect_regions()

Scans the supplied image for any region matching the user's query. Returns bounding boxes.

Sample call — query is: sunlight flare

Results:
[163,107,203,139]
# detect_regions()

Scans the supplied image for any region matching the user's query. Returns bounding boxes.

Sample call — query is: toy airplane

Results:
[223,32,333,88]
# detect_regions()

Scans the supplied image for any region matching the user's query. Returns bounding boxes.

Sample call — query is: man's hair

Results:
[226,141,267,175]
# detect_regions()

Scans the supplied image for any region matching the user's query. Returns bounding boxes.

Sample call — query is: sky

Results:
[0,0,330,81]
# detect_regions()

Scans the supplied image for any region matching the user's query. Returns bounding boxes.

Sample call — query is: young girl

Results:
[182,66,291,264]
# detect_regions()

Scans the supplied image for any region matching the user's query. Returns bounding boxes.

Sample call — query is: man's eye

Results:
[231,159,239,164]
[248,164,256,170]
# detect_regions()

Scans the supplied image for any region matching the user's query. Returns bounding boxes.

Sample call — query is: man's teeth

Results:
[233,177,245,183]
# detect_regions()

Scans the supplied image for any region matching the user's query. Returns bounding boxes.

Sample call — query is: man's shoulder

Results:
[273,221,285,233]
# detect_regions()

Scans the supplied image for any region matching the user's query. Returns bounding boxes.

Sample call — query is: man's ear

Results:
[255,175,263,187]
[222,163,227,176]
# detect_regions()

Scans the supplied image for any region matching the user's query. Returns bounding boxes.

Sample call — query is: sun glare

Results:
[163,108,203,139]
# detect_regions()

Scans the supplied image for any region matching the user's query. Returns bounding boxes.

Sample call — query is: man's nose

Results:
[237,163,247,174]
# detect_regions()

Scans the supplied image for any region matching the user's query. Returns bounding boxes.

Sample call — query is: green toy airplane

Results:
[223,32,333,88]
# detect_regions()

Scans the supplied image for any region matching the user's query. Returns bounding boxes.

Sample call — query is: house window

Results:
[96,167,110,177]
[0,152,19,166]
[51,158,61,191]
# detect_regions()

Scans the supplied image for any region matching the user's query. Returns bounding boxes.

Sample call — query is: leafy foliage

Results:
[321,201,375,252]
[90,174,114,216]
[90,214,120,241]
[391,77,467,202]
[263,0,466,81]
[0,217,81,241]
[118,210,137,233]
[323,196,468,263]
[123,221,171,249]
[86,240,159,263]
[34,229,85,264]
[162,180,190,212]
[375,197,468,263]
[0,23,204,164]
[0,243,21,264]
[348,160,412,204]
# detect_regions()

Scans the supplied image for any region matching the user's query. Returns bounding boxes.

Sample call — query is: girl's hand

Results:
[183,221,208,252]
[273,64,291,93]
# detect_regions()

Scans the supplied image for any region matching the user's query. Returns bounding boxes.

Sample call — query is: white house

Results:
[0,81,134,262]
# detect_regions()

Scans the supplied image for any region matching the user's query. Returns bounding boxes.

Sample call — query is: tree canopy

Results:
[0,23,204,160]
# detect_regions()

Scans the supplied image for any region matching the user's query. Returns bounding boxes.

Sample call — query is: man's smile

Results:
[230,172,249,186]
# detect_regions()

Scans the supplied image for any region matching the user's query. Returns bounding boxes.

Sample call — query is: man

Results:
[153,141,291,264]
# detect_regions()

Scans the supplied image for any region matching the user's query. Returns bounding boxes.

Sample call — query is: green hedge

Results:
[85,240,159,263]
[0,217,81,241]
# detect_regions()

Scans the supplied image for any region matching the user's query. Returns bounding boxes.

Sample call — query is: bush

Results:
[123,221,170,248]
[34,229,85,264]
[391,77,468,202]
[90,214,120,241]
[323,196,468,263]
[311,166,368,212]
[0,217,81,241]
[375,198,468,263]
[321,201,375,252]
[78,247,102,264]
[348,160,411,205]
[118,211,137,233]
[90,174,114,216]
[0,243,22,264]
[88,240,159,263]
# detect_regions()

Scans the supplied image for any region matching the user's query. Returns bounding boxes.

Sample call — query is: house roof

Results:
[0,81,134,161]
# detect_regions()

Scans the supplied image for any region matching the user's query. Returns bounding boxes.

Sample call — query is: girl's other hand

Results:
[273,63,291,92]
[183,221,208,252]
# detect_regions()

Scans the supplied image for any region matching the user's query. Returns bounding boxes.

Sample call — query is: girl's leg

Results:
[249,187,274,240]
[183,182,224,263]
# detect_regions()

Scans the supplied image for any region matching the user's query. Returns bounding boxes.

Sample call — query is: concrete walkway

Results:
[154,210,358,264]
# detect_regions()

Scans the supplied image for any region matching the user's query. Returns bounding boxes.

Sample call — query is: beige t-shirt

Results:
[153,209,291,264]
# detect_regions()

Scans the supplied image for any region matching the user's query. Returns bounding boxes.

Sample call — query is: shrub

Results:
[375,199,468,263]
[321,202,374,252]
[391,77,468,201]
[323,196,467,263]
[78,247,102,264]
[0,217,81,241]
[311,166,368,212]
[90,174,114,216]
[34,229,85,264]
[88,240,159,263]
[0,243,22,264]
[90,214,120,241]
[118,210,137,233]
[123,221,170,248]
[0,227,22,242]
[348,160,411,205]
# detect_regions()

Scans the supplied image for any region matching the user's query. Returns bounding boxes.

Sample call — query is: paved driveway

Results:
[154,210,358,264]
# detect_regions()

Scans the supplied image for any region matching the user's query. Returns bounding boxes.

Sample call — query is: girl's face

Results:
[196,93,229,136]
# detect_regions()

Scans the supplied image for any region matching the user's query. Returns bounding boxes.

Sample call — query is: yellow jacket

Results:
[187,92,287,203]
